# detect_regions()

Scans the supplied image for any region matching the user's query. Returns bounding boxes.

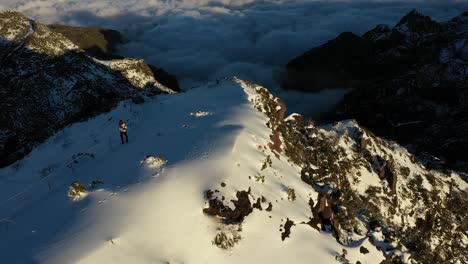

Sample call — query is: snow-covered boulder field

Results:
[0,78,465,263]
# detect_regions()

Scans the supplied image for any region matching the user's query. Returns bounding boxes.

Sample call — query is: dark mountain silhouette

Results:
[48,24,125,60]
[283,10,468,172]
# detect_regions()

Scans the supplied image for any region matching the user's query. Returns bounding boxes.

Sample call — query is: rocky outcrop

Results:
[284,10,468,172]
[0,11,179,167]
[203,189,253,223]
[238,79,467,263]
[309,193,342,241]
[252,197,262,210]
[109,59,180,93]
[281,218,294,241]
[376,158,398,195]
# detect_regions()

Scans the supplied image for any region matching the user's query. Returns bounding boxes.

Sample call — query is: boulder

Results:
[203,190,253,223]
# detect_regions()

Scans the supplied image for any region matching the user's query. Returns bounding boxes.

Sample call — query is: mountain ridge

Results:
[283,10,468,172]
[0,10,179,168]
[1,78,466,263]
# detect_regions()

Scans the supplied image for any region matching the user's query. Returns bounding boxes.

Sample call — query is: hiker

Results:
[119,120,128,144]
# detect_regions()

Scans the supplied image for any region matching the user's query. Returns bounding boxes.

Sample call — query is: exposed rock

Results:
[205,190,214,200]
[416,212,434,233]
[358,134,372,153]
[311,193,342,241]
[377,159,398,195]
[369,219,382,231]
[287,187,296,201]
[237,79,468,263]
[268,132,282,159]
[203,190,253,223]
[253,197,263,210]
[109,58,180,93]
[68,181,87,200]
[281,218,294,241]
[212,231,242,250]
[360,246,370,254]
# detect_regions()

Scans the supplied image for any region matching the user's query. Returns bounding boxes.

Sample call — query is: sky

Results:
[2,0,467,115]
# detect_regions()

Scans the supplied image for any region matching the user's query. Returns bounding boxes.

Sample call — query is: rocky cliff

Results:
[239,79,467,263]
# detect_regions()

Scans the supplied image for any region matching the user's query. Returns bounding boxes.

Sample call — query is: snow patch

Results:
[190,110,213,117]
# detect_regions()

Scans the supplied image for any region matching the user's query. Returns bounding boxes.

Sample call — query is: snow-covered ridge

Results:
[1,78,465,263]
[107,58,178,93]
[0,79,384,264]
[241,78,467,263]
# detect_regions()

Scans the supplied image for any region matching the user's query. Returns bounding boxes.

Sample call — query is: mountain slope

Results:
[0,11,179,168]
[47,24,125,60]
[283,10,468,172]
[47,24,180,91]
[0,79,383,264]
[1,78,465,263]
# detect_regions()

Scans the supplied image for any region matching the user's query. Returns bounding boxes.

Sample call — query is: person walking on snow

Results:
[119,120,128,144]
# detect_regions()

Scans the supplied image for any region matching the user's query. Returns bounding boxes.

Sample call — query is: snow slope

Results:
[0,79,384,263]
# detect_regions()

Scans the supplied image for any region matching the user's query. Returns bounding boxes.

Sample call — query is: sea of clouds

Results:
[3,0,467,116]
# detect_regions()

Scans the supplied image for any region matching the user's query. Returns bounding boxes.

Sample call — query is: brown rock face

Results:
[203,190,253,223]
[360,246,370,254]
[308,193,342,240]
[416,212,434,233]
[268,132,282,159]
[377,159,398,195]
[253,198,263,210]
[266,98,286,158]
[359,136,372,153]
[281,218,295,241]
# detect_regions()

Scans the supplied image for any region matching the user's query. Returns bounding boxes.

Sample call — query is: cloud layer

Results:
[3,0,467,115]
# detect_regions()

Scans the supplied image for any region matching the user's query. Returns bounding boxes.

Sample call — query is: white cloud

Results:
[3,0,467,113]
